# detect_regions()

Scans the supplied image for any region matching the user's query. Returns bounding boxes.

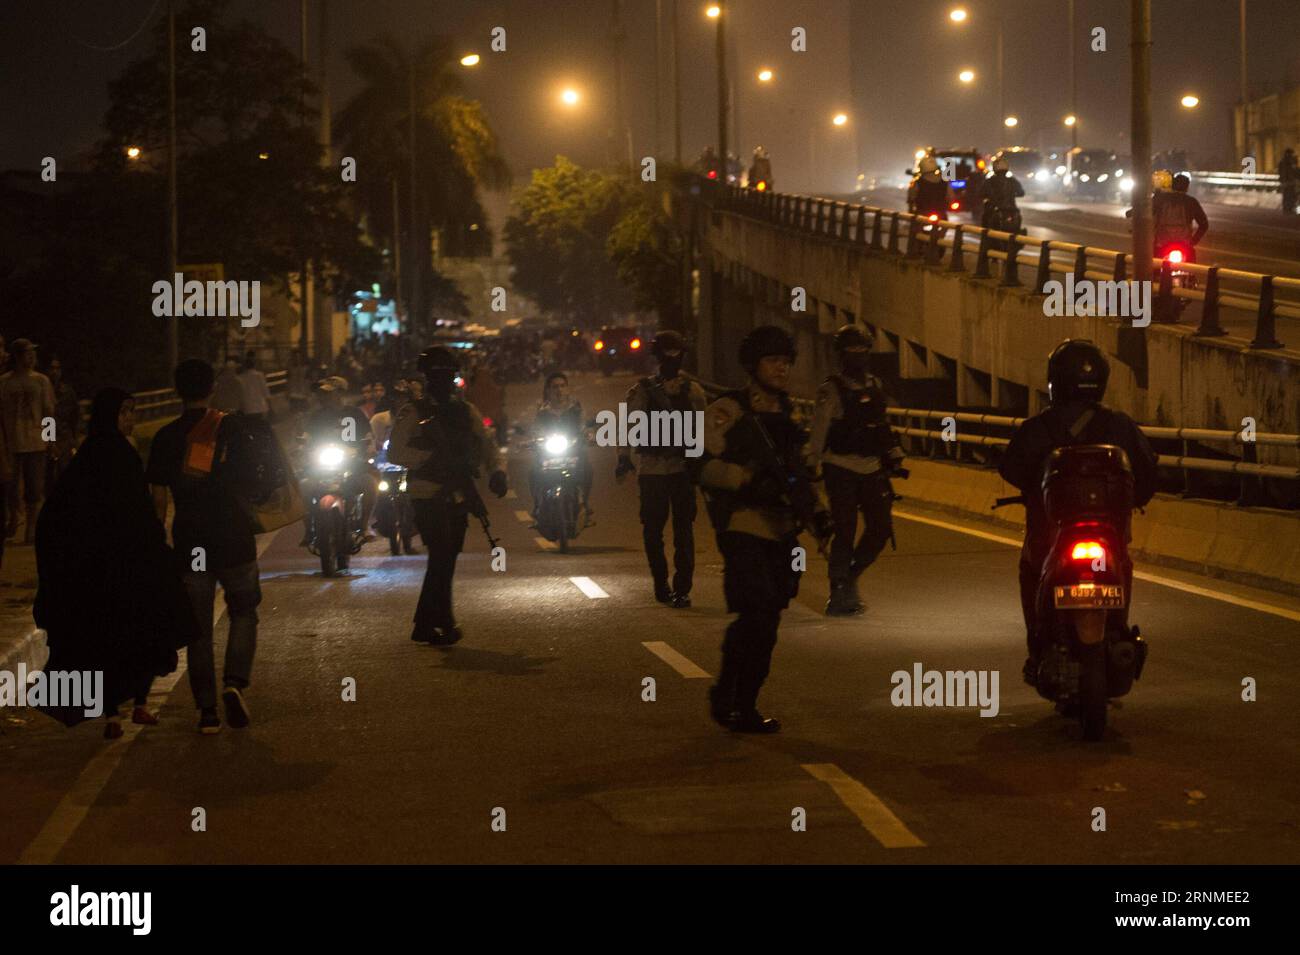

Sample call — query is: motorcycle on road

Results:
[995,444,1148,740]
[301,439,368,576]
[532,429,589,553]
[372,440,418,556]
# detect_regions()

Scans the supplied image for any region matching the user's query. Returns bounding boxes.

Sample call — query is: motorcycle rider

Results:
[388,346,508,645]
[698,325,833,733]
[910,155,949,218]
[530,372,593,524]
[1137,169,1209,260]
[615,330,709,608]
[998,340,1158,684]
[747,145,773,189]
[981,155,1025,232]
[302,376,376,544]
[1279,147,1298,216]
[697,145,721,180]
[808,324,907,617]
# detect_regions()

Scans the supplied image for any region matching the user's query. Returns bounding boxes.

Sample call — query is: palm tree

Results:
[335,34,509,330]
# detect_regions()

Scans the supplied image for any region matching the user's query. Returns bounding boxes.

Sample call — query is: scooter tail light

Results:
[1166,248,1184,264]
[928,213,939,222]
[594,340,604,350]
[1071,540,1106,560]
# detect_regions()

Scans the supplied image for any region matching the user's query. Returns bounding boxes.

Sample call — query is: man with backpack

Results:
[146,359,262,735]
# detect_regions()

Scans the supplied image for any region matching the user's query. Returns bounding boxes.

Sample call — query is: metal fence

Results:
[712,182,1300,350]
[105,369,289,423]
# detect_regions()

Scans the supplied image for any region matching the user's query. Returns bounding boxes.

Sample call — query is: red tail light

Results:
[1166,248,1184,264]
[630,338,642,349]
[594,340,604,351]
[707,169,718,180]
[755,180,767,191]
[950,201,960,210]
[928,213,939,222]
[482,416,493,428]
[1071,541,1105,561]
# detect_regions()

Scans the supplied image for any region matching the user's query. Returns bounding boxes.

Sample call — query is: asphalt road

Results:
[3,371,1299,864]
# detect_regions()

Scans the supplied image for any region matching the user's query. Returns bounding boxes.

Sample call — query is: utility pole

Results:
[1239,0,1248,104]
[1069,0,1078,149]
[612,0,633,165]
[654,0,662,159]
[408,59,420,334]
[1130,0,1152,291]
[299,0,311,361]
[716,3,727,172]
[672,0,682,164]
[166,0,178,370]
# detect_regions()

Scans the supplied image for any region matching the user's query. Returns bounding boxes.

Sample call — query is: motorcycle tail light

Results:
[483,416,493,427]
[1166,248,1184,264]
[707,169,718,179]
[756,180,767,191]
[928,213,939,222]
[594,340,604,351]
[1071,541,1105,561]
[950,202,960,210]
[630,338,641,349]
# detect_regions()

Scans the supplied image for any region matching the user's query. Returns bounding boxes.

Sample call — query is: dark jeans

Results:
[714,532,800,714]
[824,464,893,586]
[638,472,697,594]
[182,561,262,711]
[7,451,46,527]
[412,498,468,635]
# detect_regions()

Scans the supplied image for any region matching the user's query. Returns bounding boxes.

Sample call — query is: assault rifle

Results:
[414,407,500,551]
[740,412,830,554]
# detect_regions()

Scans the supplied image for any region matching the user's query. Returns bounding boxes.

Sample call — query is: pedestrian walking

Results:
[1280,147,1298,217]
[238,350,272,421]
[615,330,708,607]
[808,325,908,616]
[34,388,199,736]
[145,359,262,735]
[47,355,79,484]
[212,356,245,413]
[0,338,56,544]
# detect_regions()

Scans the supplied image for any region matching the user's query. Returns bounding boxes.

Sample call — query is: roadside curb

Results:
[0,626,48,677]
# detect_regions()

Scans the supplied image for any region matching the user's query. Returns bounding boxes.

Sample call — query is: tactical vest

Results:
[824,375,888,457]
[410,398,479,483]
[639,376,696,458]
[721,388,805,501]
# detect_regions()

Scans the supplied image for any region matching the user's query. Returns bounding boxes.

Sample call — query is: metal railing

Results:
[1190,170,1282,193]
[710,181,1299,350]
[80,370,289,423]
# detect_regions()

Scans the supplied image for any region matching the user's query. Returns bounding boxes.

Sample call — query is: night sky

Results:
[4,0,1299,190]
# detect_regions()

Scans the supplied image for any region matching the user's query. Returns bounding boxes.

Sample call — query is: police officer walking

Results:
[615,330,709,607]
[698,326,832,733]
[389,346,508,645]
[998,340,1158,683]
[808,324,907,617]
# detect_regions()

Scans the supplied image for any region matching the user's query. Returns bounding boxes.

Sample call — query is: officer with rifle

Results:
[697,325,833,733]
[808,324,908,616]
[389,346,508,645]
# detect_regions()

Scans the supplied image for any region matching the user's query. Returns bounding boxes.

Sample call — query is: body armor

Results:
[825,375,890,458]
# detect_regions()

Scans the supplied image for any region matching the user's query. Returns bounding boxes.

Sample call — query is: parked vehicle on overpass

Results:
[1062,148,1129,202]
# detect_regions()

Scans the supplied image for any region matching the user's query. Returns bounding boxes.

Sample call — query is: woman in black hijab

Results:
[34,388,200,737]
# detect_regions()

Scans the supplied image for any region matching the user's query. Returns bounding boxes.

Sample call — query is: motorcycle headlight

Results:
[544,434,570,455]
[317,445,345,468]
[378,480,390,492]
[398,479,407,492]
[1120,177,1135,192]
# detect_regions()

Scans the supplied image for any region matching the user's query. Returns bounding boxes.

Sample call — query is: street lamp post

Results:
[1068,0,1078,148]
[711,4,727,176]
[1131,0,1152,292]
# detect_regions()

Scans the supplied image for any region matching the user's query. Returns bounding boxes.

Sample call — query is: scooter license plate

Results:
[1054,583,1125,609]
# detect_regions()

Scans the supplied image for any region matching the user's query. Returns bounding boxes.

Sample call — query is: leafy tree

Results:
[335,34,509,328]
[504,157,634,328]
[607,182,685,330]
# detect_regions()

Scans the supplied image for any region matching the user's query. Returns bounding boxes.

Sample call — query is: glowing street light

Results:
[1003,115,1019,128]
[832,112,848,126]
[1064,114,1077,126]
[125,145,141,160]
[560,88,580,106]
[460,53,481,67]
[705,4,720,17]
[949,7,968,22]
[757,68,773,82]
[1180,94,1200,109]
[958,69,975,84]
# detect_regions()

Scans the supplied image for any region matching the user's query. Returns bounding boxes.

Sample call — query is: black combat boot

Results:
[825,581,863,616]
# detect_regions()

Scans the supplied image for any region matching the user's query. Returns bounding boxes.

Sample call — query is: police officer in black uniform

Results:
[388,346,508,645]
[808,324,907,616]
[615,330,709,607]
[998,340,1158,682]
[698,326,832,733]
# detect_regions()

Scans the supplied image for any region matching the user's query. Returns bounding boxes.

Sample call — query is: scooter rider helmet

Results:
[739,325,797,374]
[919,155,941,179]
[417,345,459,377]
[1152,168,1173,192]
[832,323,874,353]
[992,156,1009,174]
[1172,173,1190,193]
[1047,339,1110,405]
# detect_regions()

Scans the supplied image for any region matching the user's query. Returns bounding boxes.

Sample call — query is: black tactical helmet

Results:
[739,325,796,373]
[832,323,873,352]
[417,345,459,377]
[1047,339,1110,404]
[651,329,686,358]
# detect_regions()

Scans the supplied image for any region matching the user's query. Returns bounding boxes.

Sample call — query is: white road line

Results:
[894,507,1300,624]
[18,530,282,865]
[535,536,558,551]
[641,641,711,679]
[801,763,926,849]
[513,509,533,523]
[569,576,610,599]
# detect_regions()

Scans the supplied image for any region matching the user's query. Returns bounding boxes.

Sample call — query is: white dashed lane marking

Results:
[641,641,711,679]
[802,763,926,849]
[569,576,610,599]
